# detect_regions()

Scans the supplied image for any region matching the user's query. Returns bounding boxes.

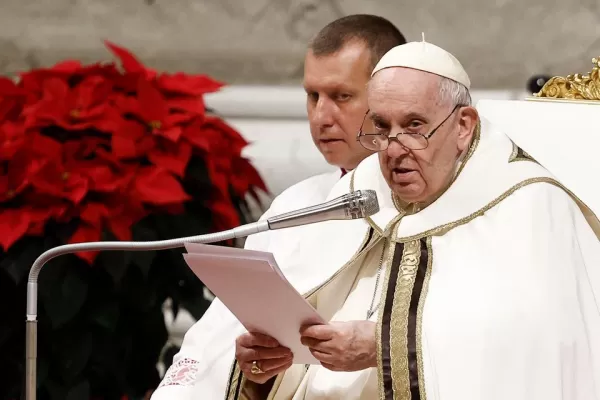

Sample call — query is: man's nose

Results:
[312,98,335,127]
[386,139,409,158]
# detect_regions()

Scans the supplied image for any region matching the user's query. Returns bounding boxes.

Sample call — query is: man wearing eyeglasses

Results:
[152,15,406,399]
[228,41,600,399]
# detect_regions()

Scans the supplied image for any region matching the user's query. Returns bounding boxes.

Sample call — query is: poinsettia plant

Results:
[0,41,266,399]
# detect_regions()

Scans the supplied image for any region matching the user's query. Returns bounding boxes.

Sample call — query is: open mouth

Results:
[320,139,342,143]
[393,168,414,174]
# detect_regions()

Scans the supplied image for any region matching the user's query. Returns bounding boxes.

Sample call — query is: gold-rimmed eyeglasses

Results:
[356,105,460,151]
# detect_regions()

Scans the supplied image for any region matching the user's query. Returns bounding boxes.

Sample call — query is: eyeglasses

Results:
[356,105,460,151]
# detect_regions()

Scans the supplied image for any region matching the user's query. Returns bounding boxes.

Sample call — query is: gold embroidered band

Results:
[379,238,431,399]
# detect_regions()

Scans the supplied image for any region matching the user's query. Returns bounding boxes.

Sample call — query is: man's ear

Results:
[456,106,479,151]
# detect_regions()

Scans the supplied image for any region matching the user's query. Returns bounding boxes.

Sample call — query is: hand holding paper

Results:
[183,243,326,364]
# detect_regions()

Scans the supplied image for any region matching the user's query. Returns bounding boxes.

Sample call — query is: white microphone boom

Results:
[24,189,378,399]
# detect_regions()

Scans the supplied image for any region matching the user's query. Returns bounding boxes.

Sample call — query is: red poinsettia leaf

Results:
[112,119,147,158]
[233,158,268,193]
[165,112,194,126]
[205,162,229,194]
[147,140,192,177]
[24,205,66,236]
[0,208,31,251]
[69,223,102,264]
[108,218,132,241]
[182,121,210,151]
[81,163,134,192]
[0,97,22,122]
[167,97,206,116]
[0,77,27,96]
[210,201,240,231]
[71,75,112,111]
[114,94,141,115]
[0,121,26,160]
[30,133,62,159]
[158,125,183,142]
[106,201,142,241]
[207,115,248,144]
[136,78,169,124]
[49,60,83,73]
[134,166,190,205]
[157,73,224,96]
[104,40,146,75]
[159,203,185,214]
[42,77,70,102]
[80,202,108,228]
[111,136,138,159]
[31,161,89,204]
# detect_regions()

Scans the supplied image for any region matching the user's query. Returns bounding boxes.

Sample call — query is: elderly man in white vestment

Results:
[151,15,406,398]
[227,41,600,399]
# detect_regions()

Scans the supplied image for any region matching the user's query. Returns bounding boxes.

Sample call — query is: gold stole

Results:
[376,236,432,400]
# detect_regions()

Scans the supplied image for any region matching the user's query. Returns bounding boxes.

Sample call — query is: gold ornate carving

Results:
[533,56,600,100]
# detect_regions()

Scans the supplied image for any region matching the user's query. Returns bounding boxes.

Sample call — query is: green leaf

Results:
[54,330,93,383]
[45,380,67,400]
[65,380,90,400]
[88,299,120,333]
[37,356,50,390]
[97,250,132,286]
[39,257,88,329]
[0,237,47,284]
[95,231,132,286]
[131,221,158,278]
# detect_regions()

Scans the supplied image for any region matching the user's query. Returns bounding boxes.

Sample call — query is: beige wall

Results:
[1,0,599,89]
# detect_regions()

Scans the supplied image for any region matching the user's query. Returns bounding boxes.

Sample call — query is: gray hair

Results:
[438,77,471,107]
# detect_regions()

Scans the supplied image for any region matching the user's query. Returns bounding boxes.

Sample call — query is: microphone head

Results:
[345,190,379,219]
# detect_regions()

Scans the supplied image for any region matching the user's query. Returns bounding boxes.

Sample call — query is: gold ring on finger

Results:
[250,360,264,374]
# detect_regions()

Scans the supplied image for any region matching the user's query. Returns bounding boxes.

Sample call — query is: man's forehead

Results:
[367,69,441,118]
[303,43,371,88]
[369,67,440,90]
[369,69,439,100]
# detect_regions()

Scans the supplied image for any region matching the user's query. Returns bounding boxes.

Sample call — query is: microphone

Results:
[24,189,378,399]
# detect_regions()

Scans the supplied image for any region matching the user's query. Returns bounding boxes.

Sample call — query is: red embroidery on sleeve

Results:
[158,358,199,387]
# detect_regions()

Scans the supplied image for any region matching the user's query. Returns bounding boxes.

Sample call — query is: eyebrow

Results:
[369,112,387,124]
[369,111,429,124]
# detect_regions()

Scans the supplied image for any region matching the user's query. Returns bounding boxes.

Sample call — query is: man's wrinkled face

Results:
[304,41,374,170]
[367,68,476,204]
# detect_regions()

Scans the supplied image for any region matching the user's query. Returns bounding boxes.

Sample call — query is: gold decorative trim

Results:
[390,239,421,398]
[508,142,535,163]
[225,362,243,400]
[395,177,598,243]
[416,237,433,399]
[377,227,401,400]
[532,56,600,100]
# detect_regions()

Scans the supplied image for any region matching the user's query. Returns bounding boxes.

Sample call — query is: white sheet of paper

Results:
[183,243,326,364]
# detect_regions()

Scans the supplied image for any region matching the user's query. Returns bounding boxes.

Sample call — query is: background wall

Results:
[1,0,599,89]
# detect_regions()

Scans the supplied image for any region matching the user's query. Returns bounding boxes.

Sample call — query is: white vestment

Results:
[223,117,600,399]
[151,170,343,399]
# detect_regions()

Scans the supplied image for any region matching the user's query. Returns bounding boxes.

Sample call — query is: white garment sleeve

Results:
[424,182,600,400]
[150,203,280,399]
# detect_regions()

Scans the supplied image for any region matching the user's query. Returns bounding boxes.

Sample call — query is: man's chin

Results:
[391,184,423,204]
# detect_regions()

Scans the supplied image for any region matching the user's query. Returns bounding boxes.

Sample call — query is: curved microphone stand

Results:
[24,189,379,400]
[24,221,268,400]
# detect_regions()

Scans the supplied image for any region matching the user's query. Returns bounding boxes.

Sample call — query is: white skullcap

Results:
[372,37,471,89]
